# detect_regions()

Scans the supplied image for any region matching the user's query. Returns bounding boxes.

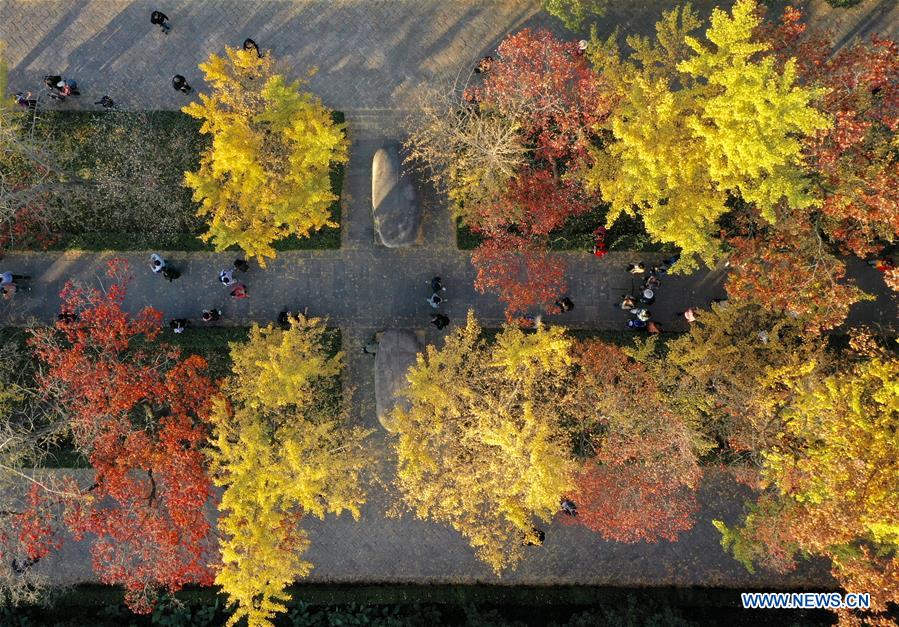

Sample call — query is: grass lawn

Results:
[456,206,678,253]
[27,110,345,252]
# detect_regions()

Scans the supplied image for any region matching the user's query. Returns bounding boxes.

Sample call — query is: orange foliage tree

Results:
[472,231,568,322]
[26,259,217,613]
[561,340,705,542]
[462,29,608,319]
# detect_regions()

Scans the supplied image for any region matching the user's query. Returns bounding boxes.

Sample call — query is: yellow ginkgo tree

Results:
[208,316,371,627]
[183,47,348,265]
[585,0,830,271]
[715,335,899,616]
[390,311,576,573]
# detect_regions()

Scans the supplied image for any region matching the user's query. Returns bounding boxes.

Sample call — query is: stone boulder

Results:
[374,330,422,432]
[371,144,420,247]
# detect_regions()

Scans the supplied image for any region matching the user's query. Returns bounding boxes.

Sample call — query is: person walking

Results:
[618,294,637,310]
[94,95,115,109]
[243,38,263,58]
[150,10,171,34]
[643,274,661,290]
[202,308,222,322]
[219,269,235,286]
[646,320,662,334]
[14,92,37,110]
[230,282,249,299]
[561,499,578,517]
[150,253,166,274]
[555,297,574,313]
[676,308,698,323]
[426,292,444,309]
[233,258,250,273]
[627,318,647,330]
[0,272,29,286]
[162,265,180,282]
[430,314,450,330]
[43,75,63,92]
[171,75,192,94]
[638,289,655,306]
[632,308,651,322]
[362,337,379,355]
[169,318,189,334]
[428,276,446,293]
[655,254,680,274]
[626,262,646,274]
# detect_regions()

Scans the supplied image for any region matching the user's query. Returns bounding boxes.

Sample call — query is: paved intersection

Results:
[2,0,897,591]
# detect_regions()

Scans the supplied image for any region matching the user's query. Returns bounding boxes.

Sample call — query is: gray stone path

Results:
[2,0,897,594]
[32,467,835,588]
[3,1,896,114]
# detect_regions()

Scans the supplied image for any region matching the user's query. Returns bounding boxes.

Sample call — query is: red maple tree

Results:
[761,8,898,262]
[472,232,568,322]
[725,215,872,333]
[470,28,610,165]
[27,259,217,613]
[562,340,702,543]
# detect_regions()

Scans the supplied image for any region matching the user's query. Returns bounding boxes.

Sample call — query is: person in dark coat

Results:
[151,10,171,34]
[430,314,450,330]
[555,297,574,313]
[169,318,189,334]
[243,38,263,57]
[171,74,191,94]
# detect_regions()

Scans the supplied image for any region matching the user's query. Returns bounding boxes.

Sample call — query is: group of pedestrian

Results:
[43,75,79,101]
[521,499,578,548]
[150,253,181,282]
[427,276,450,330]
[1,271,30,300]
[618,254,680,333]
[149,254,252,333]
[15,11,265,109]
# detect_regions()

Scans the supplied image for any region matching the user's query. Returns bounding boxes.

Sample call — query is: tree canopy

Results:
[390,312,576,572]
[183,47,348,265]
[209,316,371,627]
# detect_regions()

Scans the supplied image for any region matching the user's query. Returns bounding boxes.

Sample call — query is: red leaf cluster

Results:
[470,28,609,164]
[763,10,898,260]
[562,341,702,543]
[25,259,217,613]
[725,219,866,333]
[472,232,567,322]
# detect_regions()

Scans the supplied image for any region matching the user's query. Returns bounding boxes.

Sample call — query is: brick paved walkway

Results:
[3,1,895,113]
[2,0,897,592]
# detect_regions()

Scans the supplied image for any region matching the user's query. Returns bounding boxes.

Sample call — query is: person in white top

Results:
[150,253,166,274]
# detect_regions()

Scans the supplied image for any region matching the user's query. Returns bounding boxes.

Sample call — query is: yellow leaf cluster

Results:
[208,316,371,627]
[183,48,348,266]
[584,0,830,271]
[763,350,899,554]
[391,311,576,572]
[662,300,829,464]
